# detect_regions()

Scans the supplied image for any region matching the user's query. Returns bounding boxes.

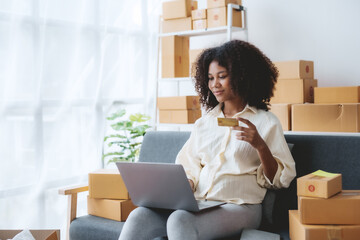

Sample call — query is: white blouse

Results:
[175,103,296,205]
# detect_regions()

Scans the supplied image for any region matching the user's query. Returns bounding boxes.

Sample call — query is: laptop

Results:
[116,162,225,212]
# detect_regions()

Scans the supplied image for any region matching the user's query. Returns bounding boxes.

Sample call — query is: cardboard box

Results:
[207,0,241,9]
[292,103,360,132]
[289,210,360,240]
[161,36,190,78]
[274,60,314,79]
[157,96,200,110]
[192,0,198,10]
[162,0,192,20]
[161,17,192,33]
[297,170,342,198]
[270,104,291,131]
[314,86,360,104]
[0,230,59,240]
[87,196,137,221]
[193,19,207,30]
[271,78,317,104]
[159,109,202,124]
[89,169,130,200]
[207,7,242,28]
[298,190,360,225]
[192,9,207,20]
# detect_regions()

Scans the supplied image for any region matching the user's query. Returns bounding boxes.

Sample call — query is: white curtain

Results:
[0,0,161,238]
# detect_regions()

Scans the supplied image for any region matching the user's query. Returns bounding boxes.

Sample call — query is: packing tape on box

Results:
[326,226,342,240]
[312,170,339,178]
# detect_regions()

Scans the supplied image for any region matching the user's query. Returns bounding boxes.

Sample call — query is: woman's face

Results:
[208,60,237,103]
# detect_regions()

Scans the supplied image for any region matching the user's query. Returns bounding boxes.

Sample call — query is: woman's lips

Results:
[213,90,224,96]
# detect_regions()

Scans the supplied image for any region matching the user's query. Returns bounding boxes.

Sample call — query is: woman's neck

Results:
[222,100,246,118]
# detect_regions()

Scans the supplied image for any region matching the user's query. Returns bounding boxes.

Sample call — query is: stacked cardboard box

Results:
[87,169,137,221]
[207,0,242,28]
[161,35,190,78]
[271,60,317,131]
[290,170,360,240]
[161,0,195,33]
[158,96,202,124]
[292,85,360,132]
[192,8,207,30]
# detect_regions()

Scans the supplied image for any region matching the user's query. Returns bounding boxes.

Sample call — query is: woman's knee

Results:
[167,210,198,239]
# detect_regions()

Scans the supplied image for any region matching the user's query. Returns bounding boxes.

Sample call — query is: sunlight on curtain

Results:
[0,0,161,238]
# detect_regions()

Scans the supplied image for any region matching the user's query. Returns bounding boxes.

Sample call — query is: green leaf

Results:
[104,134,127,142]
[106,109,126,120]
[129,113,151,122]
[102,152,124,160]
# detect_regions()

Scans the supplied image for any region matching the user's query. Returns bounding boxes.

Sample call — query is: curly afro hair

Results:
[193,40,278,111]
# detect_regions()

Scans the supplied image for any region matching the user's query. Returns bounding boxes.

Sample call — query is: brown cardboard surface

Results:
[289,210,360,240]
[157,96,200,110]
[314,86,360,103]
[297,171,342,198]
[298,190,360,225]
[161,36,190,78]
[87,196,137,221]
[207,0,241,9]
[271,78,317,104]
[274,60,314,79]
[0,230,60,240]
[207,7,242,28]
[193,19,207,30]
[192,0,198,10]
[161,17,192,33]
[159,109,201,124]
[88,169,130,200]
[192,9,207,20]
[162,0,192,20]
[270,104,291,131]
[292,103,360,132]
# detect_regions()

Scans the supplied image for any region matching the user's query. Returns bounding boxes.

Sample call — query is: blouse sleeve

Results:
[175,125,202,188]
[256,119,296,189]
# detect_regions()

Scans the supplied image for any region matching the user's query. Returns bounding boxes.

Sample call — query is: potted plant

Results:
[102,109,151,164]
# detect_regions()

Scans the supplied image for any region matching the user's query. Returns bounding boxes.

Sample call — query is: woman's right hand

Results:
[188,179,195,192]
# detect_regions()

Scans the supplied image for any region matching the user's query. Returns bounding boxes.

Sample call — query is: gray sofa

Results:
[64,131,360,240]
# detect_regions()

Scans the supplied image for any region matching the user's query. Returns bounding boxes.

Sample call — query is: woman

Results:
[119,40,296,240]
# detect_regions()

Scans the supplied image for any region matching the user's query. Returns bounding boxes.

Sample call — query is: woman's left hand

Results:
[232,117,266,150]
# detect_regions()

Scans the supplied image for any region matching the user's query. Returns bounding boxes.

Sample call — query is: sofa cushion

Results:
[70,215,124,240]
[240,229,280,240]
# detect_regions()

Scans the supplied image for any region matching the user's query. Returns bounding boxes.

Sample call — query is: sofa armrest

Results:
[59,184,88,240]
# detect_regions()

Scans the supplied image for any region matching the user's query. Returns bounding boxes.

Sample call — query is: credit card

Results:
[217,117,239,127]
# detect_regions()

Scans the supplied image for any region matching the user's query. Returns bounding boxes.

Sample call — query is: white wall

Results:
[192,0,360,87]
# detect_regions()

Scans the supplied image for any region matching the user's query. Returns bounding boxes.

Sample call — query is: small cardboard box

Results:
[161,17,192,33]
[192,0,198,10]
[207,0,241,9]
[274,60,314,79]
[157,96,200,110]
[159,109,202,124]
[162,0,192,20]
[297,170,342,198]
[207,7,242,28]
[193,19,207,30]
[0,230,59,240]
[189,49,204,74]
[89,169,130,200]
[270,104,291,131]
[298,190,360,225]
[271,78,317,104]
[314,86,360,104]
[161,36,190,78]
[87,196,137,221]
[292,103,360,132]
[192,9,207,20]
[289,210,360,240]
